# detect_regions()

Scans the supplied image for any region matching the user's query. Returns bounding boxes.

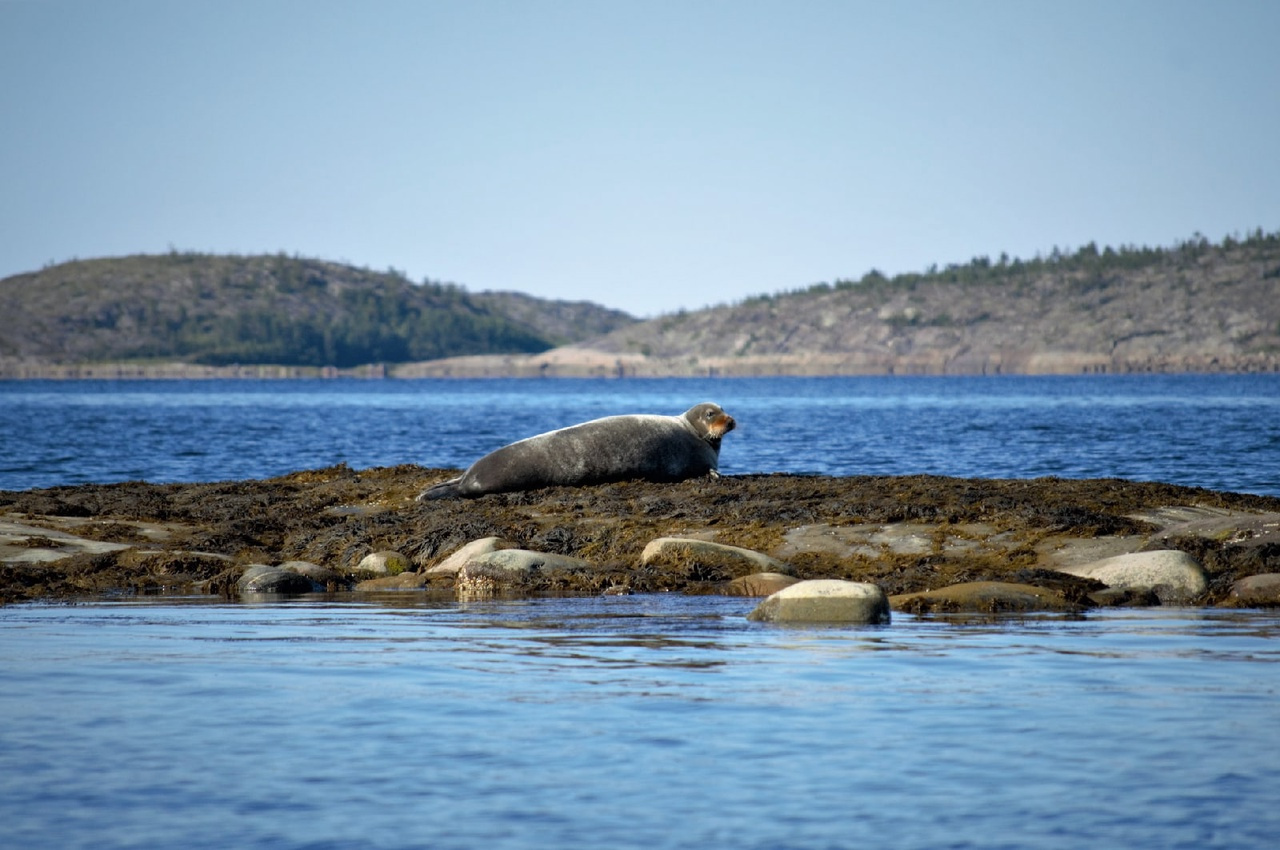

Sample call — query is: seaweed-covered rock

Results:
[641,537,792,579]
[891,581,1079,614]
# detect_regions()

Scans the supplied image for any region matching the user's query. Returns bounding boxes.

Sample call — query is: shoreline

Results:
[3,351,1280,380]
[3,467,1278,610]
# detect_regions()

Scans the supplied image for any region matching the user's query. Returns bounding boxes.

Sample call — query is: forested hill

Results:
[0,253,634,371]
[560,229,1280,376]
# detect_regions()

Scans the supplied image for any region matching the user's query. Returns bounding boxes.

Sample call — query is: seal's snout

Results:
[710,412,735,438]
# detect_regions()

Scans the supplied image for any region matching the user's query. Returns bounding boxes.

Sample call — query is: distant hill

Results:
[0,253,635,373]
[402,229,1280,377]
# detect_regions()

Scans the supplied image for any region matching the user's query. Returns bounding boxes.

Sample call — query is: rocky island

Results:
[4,467,1279,617]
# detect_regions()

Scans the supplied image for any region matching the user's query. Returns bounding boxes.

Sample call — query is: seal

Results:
[419,402,736,500]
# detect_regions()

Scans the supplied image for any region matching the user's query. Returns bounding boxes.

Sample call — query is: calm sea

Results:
[2,375,1280,850]
[2,374,1278,494]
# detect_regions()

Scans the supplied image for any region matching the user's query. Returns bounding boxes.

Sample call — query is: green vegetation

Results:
[0,252,631,368]
[756,228,1280,302]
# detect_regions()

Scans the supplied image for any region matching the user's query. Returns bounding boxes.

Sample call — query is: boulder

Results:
[747,580,890,625]
[425,537,518,576]
[1055,550,1207,604]
[455,549,595,596]
[237,564,318,594]
[1220,573,1280,608]
[723,572,801,597]
[355,572,432,591]
[357,550,410,575]
[890,581,1078,614]
[641,537,792,578]
[279,560,342,587]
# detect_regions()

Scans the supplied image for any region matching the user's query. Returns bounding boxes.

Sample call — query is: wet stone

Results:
[1221,573,1280,607]
[891,581,1079,615]
[237,565,318,594]
[1056,550,1208,605]
[747,579,891,625]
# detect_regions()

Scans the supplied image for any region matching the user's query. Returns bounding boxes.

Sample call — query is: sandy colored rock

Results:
[747,579,890,624]
[355,572,432,591]
[1220,573,1280,608]
[641,537,792,578]
[723,572,801,597]
[1056,550,1207,604]
[891,581,1078,614]
[425,537,518,576]
[357,550,410,575]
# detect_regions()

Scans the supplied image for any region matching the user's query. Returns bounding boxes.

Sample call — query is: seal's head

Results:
[684,402,735,447]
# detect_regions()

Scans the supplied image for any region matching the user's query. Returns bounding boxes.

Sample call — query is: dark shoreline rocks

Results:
[2,465,1279,611]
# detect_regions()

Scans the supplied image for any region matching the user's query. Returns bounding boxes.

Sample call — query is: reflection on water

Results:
[2,595,1279,850]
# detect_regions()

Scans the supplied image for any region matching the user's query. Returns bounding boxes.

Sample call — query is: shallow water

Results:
[2,374,1278,495]
[3,595,1279,850]
[4,375,1280,848]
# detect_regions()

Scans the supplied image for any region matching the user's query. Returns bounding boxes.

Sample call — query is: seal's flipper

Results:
[417,478,462,501]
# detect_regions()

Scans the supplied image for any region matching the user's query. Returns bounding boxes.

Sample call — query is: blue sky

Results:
[3,0,1278,317]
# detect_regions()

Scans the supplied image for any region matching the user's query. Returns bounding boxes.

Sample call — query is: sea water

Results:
[1,598,1278,850]
[1,374,1278,495]
[2,374,1280,849]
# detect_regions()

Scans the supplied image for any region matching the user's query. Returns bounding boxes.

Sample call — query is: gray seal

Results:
[419,402,736,500]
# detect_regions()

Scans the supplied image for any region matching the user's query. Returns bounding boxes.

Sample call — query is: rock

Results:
[0,516,133,564]
[746,580,891,624]
[237,564,318,594]
[357,550,410,575]
[1056,550,1207,604]
[641,537,792,578]
[890,581,1079,614]
[455,549,595,597]
[723,572,801,597]
[1221,573,1280,607]
[1088,586,1161,607]
[355,572,431,591]
[461,549,593,578]
[425,537,517,576]
[279,560,342,587]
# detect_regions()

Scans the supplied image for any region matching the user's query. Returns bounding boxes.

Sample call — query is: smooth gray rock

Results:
[455,549,595,597]
[461,549,593,577]
[1056,550,1207,604]
[357,551,410,575]
[1223,573,1280,607]
[747,580,891,624]
[425,537,518,576]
